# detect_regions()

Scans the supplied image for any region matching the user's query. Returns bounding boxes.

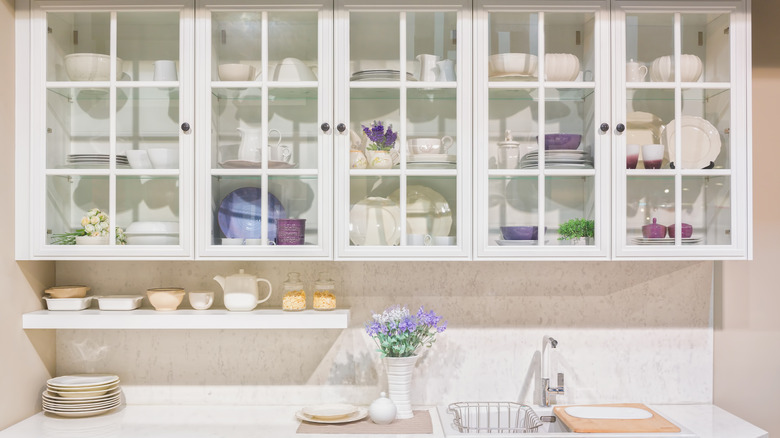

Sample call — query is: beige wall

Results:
[0,0,56,430]
[714,2,779,436]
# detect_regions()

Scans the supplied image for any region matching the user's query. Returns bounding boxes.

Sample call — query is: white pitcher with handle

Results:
[415,54,440,81]
[237,127,282,162]
[214,269,273,311]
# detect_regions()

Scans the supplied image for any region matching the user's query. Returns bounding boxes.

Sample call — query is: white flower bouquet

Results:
[51,208,127,245]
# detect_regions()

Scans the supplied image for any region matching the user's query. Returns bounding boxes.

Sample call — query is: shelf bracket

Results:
[221,30,226,45]
[698,32,703,46]
[47,27,52,34]
[576,31,581,46]
[73,30,78,45]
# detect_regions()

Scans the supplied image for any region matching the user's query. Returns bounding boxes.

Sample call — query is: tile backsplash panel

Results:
[55,261,713,406]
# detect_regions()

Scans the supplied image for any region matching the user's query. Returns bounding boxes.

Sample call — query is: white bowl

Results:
[488,53,538,77]
[147,148,179,169]
[650,54,703,82]
[64,53,123,81]
[545,53,580,81]
[272,58,317,81]
[218,63,258,81]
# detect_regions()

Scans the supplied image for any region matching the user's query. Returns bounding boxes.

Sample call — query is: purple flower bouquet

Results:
[365,305,447,357]
[362,120,398,151]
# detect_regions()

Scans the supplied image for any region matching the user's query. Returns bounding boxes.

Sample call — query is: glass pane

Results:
[269,176,318,246]
[349,176,401,247]
[681,13,730,83]
[489,88,539,169]
[406,11,458,82]
[118,88,180,170]
[406,88,457,168]
[488,12,539,82]
[626,13,674,83]
[350,12,401,77]
[46,175,110,245]
[117,176,180,245]
[490,176,539,245]
[117,12,180,82]
[674,88,730,170]
[210,176,285,246]
[211,87,263,169]
[625,89,674,169]
[269,11,319,82]
[389,177,456,246]
[626,176,674,244]
[47,88,111,169]
[545,88,595,169]
[545,176,595,245]
[269,88,318,170]
[350,88,400,168]
[682,176,731,246]
[212,12,262,82]
[543,12,595,83]
[47,12,110,82]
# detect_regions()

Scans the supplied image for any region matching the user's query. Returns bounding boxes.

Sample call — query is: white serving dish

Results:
[44,296,93,311]
[545,53,580,81]
[64,53,123,81]
[488,53,538,77]
[96,295,144,311]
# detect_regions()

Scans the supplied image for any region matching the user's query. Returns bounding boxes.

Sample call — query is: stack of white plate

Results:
[632,236,702,245]
[351,70,415,81]
[67,154,129,166]
[520,150,593,169]
[43,374,122,418]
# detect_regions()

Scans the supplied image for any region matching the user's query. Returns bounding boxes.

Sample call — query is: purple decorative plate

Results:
[217,187,286,240]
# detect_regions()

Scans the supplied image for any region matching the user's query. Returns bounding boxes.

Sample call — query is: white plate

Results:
[389,185,453,237]
[349,197,402,246]
[662,115,721,169]
[496,239,544,246]
[48,375,119,388]
[407,154,456,163]
[632,237,702,245]
[48,381,119,392]
[301,403,357,420]
[44,296,93,311]
[43,397,121,410]
[44,402,122,418]
[219,159,298,169]
[296,407,368,424]
[43,388,121,403]
[627,111,664,146]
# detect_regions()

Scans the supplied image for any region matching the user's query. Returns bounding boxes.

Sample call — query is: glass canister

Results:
[313,272,336,311]
[281,272,306,311]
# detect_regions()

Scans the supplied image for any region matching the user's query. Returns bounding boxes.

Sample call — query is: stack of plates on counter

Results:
[406,153,457,169]
[43,374,122,418]
[520,150,593,169]
[351,70,416,81]
[296,403,368,424]
[67,154,129,166]
[496,239,549,246]
[632,236,702,245]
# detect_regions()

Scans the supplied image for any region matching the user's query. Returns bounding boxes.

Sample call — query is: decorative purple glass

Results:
[642,218,667,238]
[276,218,306,245]
[668,223,693,238]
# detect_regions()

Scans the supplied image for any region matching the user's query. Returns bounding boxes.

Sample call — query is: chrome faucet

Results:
[541,336,565,407]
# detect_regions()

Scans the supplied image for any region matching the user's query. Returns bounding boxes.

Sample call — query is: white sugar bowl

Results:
[369,392,397,424]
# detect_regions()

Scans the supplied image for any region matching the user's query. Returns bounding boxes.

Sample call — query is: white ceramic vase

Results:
[382,355,419,419]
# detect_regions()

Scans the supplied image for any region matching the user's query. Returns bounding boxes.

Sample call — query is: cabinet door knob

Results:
[616,123,626,133]
[181,122,190,132]
[337,123,347,133]
[599,123,609,133]
[320,122,330,133]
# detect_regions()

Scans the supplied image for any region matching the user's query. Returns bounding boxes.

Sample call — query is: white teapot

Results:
[214,269,272,311]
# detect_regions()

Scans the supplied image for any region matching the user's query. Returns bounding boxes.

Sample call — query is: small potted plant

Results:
[557,218,594,245]
[362,120,398,169]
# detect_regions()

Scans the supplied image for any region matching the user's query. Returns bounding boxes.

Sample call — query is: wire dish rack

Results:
[447,402,543,434]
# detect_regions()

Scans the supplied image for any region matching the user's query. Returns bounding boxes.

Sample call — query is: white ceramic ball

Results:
[369,392,397,425]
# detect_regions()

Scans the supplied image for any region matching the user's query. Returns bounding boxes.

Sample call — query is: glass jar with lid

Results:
[281,272,306,311]
[313,272,336,311]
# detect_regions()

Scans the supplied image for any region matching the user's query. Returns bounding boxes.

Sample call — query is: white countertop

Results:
[0,404,767,438]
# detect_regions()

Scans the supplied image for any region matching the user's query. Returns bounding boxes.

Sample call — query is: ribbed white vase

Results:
[382,355,419,420]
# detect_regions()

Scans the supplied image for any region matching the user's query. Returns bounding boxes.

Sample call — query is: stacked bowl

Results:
[43,374,122,417]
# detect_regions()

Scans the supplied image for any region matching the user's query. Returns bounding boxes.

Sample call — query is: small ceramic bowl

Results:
[642,218,667,238]
[147,288,185,311]
[500,226,538,241]
[668,223,693,238]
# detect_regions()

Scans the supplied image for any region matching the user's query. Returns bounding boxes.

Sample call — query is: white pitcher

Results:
[236,127,282,162]
[416,54,440,82]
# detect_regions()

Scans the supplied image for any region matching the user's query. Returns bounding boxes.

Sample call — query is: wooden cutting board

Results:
[553,403,681,433]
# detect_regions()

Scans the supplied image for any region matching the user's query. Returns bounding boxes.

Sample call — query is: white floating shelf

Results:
[22,309,350,330]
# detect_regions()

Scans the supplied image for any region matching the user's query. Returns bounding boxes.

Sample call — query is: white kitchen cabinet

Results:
[16,0,751,261]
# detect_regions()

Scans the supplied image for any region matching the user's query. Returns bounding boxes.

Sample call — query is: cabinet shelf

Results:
[211,86,318,100]
[22,309,350,330]
[47,86,179,101]
[488,87,595,101]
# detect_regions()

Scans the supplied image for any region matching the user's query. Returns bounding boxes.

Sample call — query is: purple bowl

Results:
[538,134,582,150]
[641,218,667,239]
[500,226,538,240]
[668,223,693,238]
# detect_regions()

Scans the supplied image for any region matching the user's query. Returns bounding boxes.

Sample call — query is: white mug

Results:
[407,233,432,246]
[626,59,648,82]
[268,144,291,162]
[433,235,456,246]
[153,60,178,81]
[188,291,214,310]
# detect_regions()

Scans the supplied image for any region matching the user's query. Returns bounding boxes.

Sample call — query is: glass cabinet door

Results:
[615,1,749,258]
[197,1,332,258]
[334,0,471,259]
[35,1,193,257]
[474,1,610,259]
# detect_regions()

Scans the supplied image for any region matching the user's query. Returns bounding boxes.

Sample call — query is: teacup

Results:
[188,291,214,310]
[408,136,454,155]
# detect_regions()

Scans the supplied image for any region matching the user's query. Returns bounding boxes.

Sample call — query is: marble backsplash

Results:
[54,260,713,406]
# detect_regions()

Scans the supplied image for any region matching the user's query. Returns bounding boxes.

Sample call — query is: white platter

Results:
[296,407,368,424]
[389,185,453,237]
[301,403,357,420]
[349,197,401,246]
[48,375,119,388]
[44,296,93,311]
[662,115,721,169]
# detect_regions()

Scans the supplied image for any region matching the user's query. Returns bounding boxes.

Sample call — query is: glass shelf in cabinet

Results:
[406,87,456,101]
[488,88,595,102]
[46,87,180,102]
[268,87,318,101]
[211,87,262,100]
[626,87,729,102]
